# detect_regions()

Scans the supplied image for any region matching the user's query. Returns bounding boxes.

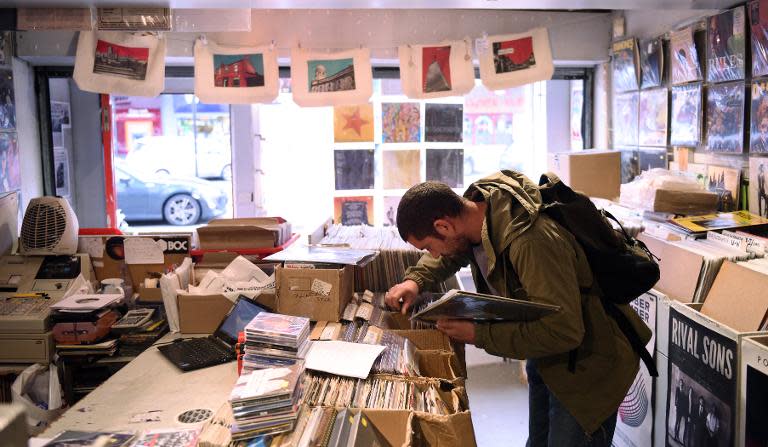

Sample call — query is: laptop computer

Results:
[158,296,269,372]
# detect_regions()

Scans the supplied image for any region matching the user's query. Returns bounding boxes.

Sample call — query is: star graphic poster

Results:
[334,103,374,142]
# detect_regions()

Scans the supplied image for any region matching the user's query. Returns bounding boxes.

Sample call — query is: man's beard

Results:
[444,234,473,257]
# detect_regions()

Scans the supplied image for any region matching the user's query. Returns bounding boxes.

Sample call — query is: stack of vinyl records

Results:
[319,224,459,292]
[242,312,311,373]
[282,407,391,447]
[229,362,306,441]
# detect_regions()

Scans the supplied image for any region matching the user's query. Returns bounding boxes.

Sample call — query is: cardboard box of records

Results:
[197,217,292,250]
[547,150,620,200]
[276,264,353,322]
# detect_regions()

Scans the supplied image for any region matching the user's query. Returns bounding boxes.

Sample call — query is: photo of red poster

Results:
[493,37,536,74]
[93,39,149,81]
[422,46,452,93]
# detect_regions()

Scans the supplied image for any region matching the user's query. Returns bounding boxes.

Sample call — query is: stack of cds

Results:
[229,362,306,441]
[242,312,311,373]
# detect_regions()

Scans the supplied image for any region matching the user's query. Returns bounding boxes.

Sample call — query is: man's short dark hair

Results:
[397,181,464,241]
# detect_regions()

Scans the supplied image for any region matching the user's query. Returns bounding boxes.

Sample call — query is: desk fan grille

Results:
[21,201,67,251]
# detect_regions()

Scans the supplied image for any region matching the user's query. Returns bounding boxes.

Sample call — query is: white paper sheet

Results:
[305,341,385,379]
[160,272,181,332]
[125,237,164,264]
[78,236,105,260]
[221,255,269,283]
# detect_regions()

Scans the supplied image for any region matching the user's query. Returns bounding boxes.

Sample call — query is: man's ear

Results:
[433,218,454,237]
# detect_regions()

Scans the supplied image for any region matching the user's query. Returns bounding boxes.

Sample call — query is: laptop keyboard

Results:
[158,337,234,372]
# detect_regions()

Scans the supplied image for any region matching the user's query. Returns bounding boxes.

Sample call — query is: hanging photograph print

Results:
[612,38,640,92]
[0,132,19,193]
[751,81,768,152]
[382,150,420,189]
[670,83,703,147]
[398,39,474,99]
[670,27,703,85]
[74,31,166,97]
[334,149,374,190]
[749,0,768,77]
[706,82,745,153]
[194,39,278,104]
[334,103,374,143]
[707,164,740,211]
[382,103,420,143]
[749,156,768,217]
[334,196,373,226]
[425,103,463,142]
[639,88,668,146]
[640,38,664,89]
[707,7,746,83]
[665,308,736,447]
[478,28,554,91]
[613,92,639,147]
[291,47,372,107]
[0,69,15,131]
[426,148,464,188]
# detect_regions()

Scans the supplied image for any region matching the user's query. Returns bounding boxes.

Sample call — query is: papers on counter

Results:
[304,340,386,379]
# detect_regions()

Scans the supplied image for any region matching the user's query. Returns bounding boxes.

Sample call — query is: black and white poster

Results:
[706,82,746,153]
[613,92,639,147]
[426,148,463,188]
[666,308,736,447]
[640,38,664,89]
[614,292,657,447]
[425,103,463,142]
[334,149,374,190]
[707,7,746,83]
[671,83,703,147]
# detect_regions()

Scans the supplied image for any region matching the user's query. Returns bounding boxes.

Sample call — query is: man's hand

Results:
[436,319,476,344]
[385,280,419,314]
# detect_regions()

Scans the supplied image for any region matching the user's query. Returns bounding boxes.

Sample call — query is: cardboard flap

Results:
[392,329,452,351]
[416,350,462,381]
[362,409,412,447]
[412,411,477,447]
[639,234,703,302]
[701,261,768,332]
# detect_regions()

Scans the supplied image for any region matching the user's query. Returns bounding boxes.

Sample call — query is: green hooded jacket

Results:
[404,170,651,434]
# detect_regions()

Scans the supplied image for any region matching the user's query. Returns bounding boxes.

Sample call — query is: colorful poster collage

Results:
[0,65,18,195]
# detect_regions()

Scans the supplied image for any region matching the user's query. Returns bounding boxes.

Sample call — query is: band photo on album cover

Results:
[640,38,663,89]
[750,80,768,152]
[671,83,703,146]
[749,0,768,77]
[707,7,746,83]
[612,38,640,92]
[706,82,745,153]
[93,39,149,81]
[670,27,703,85]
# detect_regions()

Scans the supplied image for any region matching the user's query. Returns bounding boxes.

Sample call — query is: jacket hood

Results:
[464,170,542,251]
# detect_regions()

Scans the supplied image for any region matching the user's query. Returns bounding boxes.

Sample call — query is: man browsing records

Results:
[385,171,650,447]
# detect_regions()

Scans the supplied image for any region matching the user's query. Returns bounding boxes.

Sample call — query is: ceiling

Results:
[2,0,744,10]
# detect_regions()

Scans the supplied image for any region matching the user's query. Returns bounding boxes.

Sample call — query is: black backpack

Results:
[538,172,660,376]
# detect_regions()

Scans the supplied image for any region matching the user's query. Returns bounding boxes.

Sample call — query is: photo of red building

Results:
[213,54,265,88]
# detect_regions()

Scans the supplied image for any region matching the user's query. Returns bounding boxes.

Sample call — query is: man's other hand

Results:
[436,319,476,344]
[385,280,419,314]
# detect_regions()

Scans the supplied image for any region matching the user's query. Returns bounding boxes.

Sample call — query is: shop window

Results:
[109,94,233,230]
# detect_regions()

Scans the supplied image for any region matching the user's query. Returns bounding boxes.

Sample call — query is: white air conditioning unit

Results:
[19,196,79,255]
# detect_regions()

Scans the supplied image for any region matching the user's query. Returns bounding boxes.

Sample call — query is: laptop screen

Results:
[214,297,270,346]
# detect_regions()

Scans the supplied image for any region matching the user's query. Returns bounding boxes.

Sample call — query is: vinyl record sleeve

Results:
[74,31,166,97]
[707,7,746,83]
[612,37,641,92]
[706,82,746,153]
[640,37,664,89]
[751,80,768,152]
[639,88,669,146]
[749,156,768,217]
[613,92,639,147]
[398,39,475,99]
[291,47,372,107]
[749,0,768,77]
[670,27,703,85]
[194,39,278,104]
[412,289,560,322]
[478,28,554,91]
[670,83,703,147]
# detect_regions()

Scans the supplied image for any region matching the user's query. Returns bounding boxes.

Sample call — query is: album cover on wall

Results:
[612,38,640,92]
[334,149,374,190]
[665,308,736,447]
[707,164,741,211]
[706,82,746,153]
[619,148,640,184]
[425,103,463,142]
[334,196,373,226]
[639,147,668,172]
[426,148,464,188]
[707,7,746,83]
[670,27,703,85]
[381,103,420,143]
[751,81,768,152]
[478,28,554,91]
[749,156,768,217]
[334,103,374,143]
[639,88,668,146]
[670,83,703,147]
[383,196,401,227]
[750,0,768,77]
[382,150,420,189]
[0,70,15,131]
[291,47,372,107]
[613,92,639,147]
[398,39,475,99]
[74,31,166,97]
[194,39,279,104]
[640,38,664,89]
[0,132,20,193]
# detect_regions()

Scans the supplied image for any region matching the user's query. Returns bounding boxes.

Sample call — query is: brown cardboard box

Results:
[197,217,291,250]
[125,235,191,292]
[547,150,621,200]
[176,291,277,334]
[652,189,719,215]
[392,329,452,351]
[276,265,353,322]
[77,235,127,283]
[701,261,768,332]
[416,350,463,381]
[639,233,703,302]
